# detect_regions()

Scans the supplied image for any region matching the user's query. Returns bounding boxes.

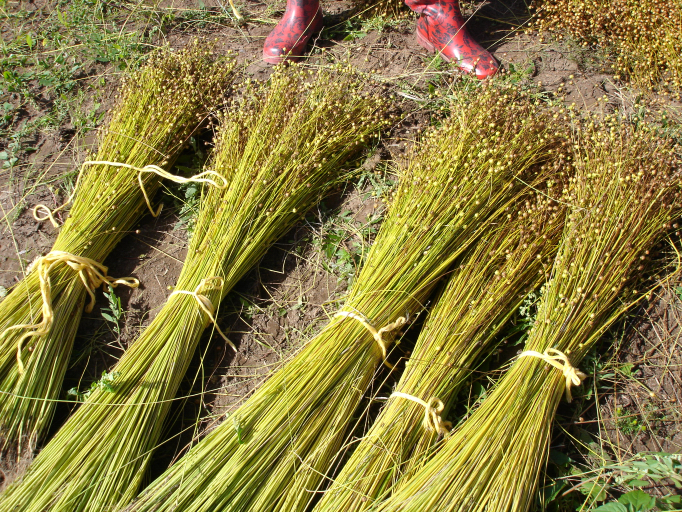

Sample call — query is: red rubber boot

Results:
[405,0,498,79]
[263,0,323,64]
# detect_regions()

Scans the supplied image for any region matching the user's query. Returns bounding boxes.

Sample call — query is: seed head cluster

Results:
[314,187,568,512]
[0,41,235,459]
[0,62,393,512]
[182,62,395,295]
[60,41,236,261]
[376,113,682,512]
[533,0,682,97]
[117,79,577,512]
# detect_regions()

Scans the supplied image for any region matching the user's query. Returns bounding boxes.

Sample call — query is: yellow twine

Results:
[33,161,228,227]
[227,0,243,20]
[518,348,587,403]
[0,251,139,375]
[334,309,406,369]
[169,277,236,352]
[33,165,86,228]
[33,204,67,229]
[391,391,452,436]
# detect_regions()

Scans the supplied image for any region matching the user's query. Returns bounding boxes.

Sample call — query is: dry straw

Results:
[376,115,682,512]
[313,184,569,512]
[0,63,392,512]
[123,80,564,512]
[0,42,234,458]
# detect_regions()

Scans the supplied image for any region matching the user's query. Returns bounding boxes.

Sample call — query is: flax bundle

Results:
[313,183,568,512]
[123,81,563,512]
[0,43,234,458]
[0,63,391,512]
[376,116,682,512]
[535,0,682,95]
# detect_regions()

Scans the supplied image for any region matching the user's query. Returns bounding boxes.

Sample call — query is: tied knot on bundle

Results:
[391,391,452,436]
[33,161,229,228]
[169,277,236,352]
[1,250,139,374]
[519,347,587,403]
[334,309,407,369]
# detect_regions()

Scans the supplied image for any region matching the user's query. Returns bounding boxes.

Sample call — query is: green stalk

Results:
[312,183,567,512]
[0,42,234,458]
[376,116,682,512]
[123,81,564,512]
[0,63,391,512]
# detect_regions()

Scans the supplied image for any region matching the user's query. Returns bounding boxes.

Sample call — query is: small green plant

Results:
[516,289,541,340]
[0,149,18,170]
[321,18,368,41]
[321,14,398,42]
[616,409,645,436]
[506,61,536,83]
[595,491,656,512]
[67,371,120,402]
[595,489,682,512]
[499,285,546,347]
[543,451,682,511]
[173,182,201,235]
[314,210,381,285]
[169,137,208,236]
[356,162,396,200]
[101,285,123,336]
[238,297,262,320]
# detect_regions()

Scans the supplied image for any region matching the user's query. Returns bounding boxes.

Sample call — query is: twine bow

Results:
[334,309,406,369]
[1,251,139,374]
[169,277,236,352]
[34,161,228,227]
[518,348,587,402]
[391,391,452,436]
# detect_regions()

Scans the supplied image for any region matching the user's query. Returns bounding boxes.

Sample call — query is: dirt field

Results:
[1,0,681,507]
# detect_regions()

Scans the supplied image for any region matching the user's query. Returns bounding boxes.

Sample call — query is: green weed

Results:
[542,451,682,511]
[615,407,645,436]
[66,370,120,402]
[313,209,382,285]
[165,137,209,236]
[101,285,124,337]
[237,296,264,321]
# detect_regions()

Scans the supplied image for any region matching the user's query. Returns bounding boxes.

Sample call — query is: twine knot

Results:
[391,392,452,436]
[334,309,406,368]
[519,348,587,402]
[169,277,236,352]
[1,251,139,374]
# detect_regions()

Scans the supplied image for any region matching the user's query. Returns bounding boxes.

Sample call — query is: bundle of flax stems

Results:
[123,81,563,512]
[313,183,569,512]
[0,63,392,512]
[0,42,234,459]
[376,115,682,512]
